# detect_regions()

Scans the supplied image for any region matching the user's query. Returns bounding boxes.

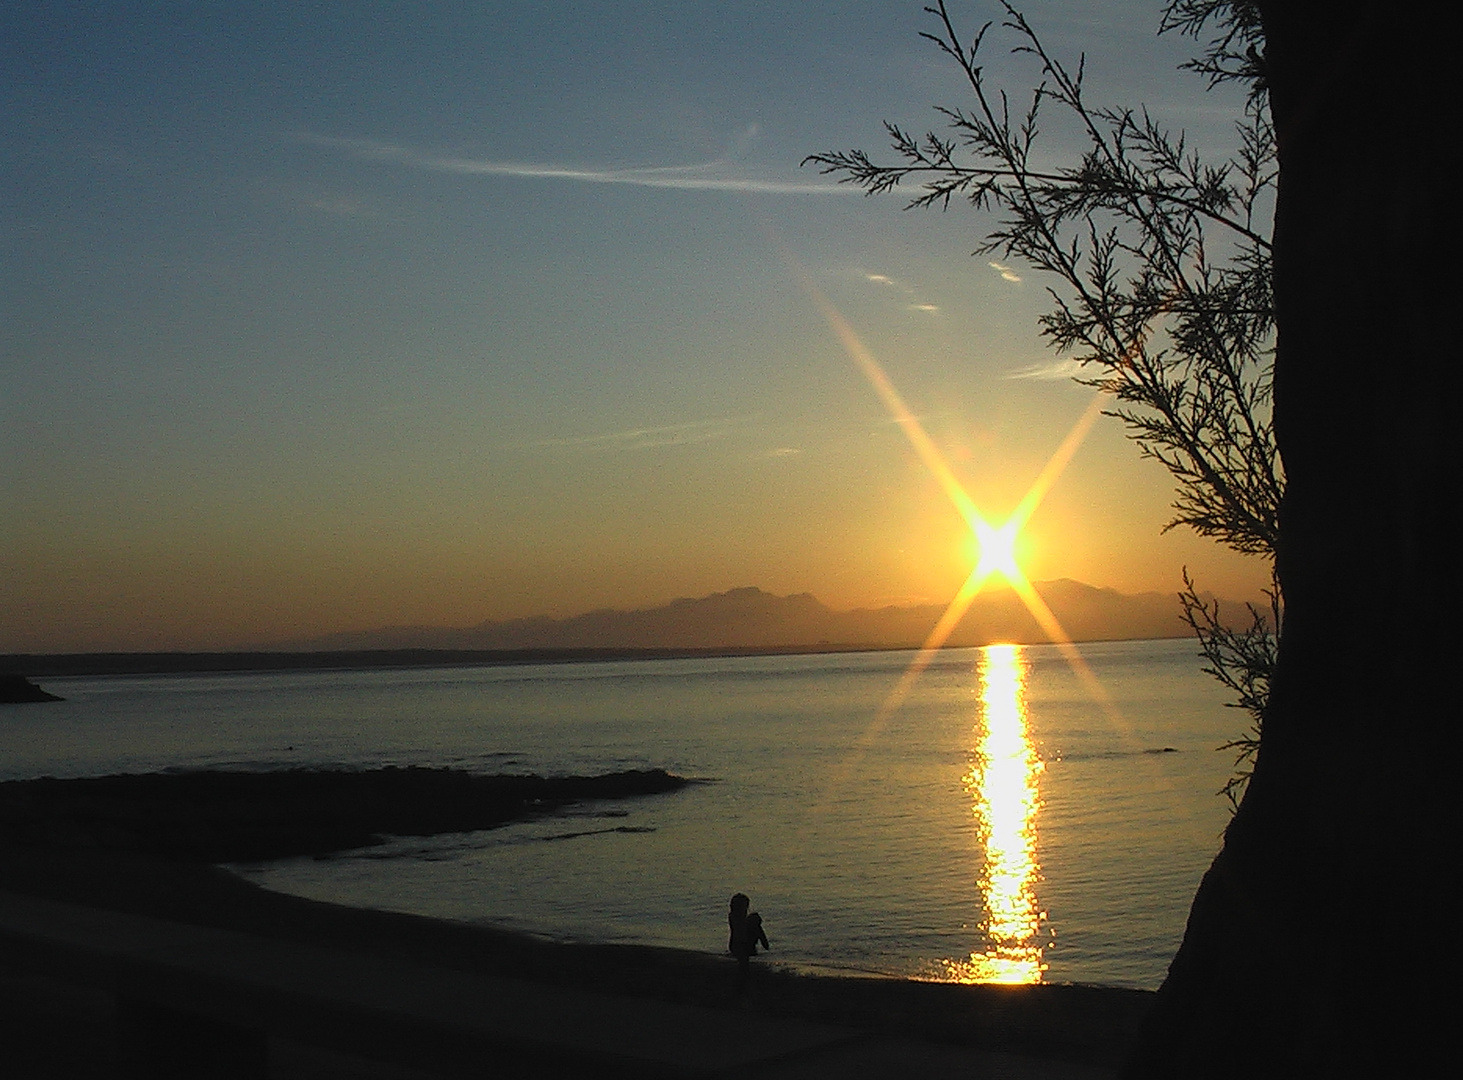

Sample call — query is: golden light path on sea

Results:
[943,643,1047,984]
[791,268,1148,984]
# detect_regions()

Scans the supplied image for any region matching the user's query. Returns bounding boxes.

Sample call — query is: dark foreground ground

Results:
[0,769,1153,1077]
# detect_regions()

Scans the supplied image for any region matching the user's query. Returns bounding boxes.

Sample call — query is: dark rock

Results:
[0,675,62,703]
[0,767,695,863]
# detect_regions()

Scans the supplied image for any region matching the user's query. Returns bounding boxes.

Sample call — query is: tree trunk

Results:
[1125,6,1462,1076]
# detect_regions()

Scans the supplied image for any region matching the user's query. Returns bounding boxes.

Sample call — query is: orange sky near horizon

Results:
[1,1,1272,654]
[4,388,1270,653]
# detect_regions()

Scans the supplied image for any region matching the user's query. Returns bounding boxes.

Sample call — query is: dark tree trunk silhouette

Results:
[1126,6,1462,1076]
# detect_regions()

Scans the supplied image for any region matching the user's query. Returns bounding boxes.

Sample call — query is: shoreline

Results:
[0,842,1153,1071]
[3,644,901,680]
[0,767,1154,1072]
[2,636,1192,680]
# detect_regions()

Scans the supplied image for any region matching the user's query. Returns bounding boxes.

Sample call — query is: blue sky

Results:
[2,1,1268,651]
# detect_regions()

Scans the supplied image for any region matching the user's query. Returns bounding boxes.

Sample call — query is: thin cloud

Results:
[1007,357,1084,381]
[767,447,802,458]
[862,270,939,315]
[297,134,850,195]
[516,418,744,451]
[304,194,374,218]
[989,261,1023,283]
[261,178,376,218]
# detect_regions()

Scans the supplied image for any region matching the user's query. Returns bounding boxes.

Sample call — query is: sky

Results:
[2,1,1271,653]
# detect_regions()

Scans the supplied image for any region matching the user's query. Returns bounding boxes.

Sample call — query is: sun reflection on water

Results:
[943,643,1047,984]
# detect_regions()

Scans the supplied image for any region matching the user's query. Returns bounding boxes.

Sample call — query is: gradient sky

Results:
[2,1,1269,652]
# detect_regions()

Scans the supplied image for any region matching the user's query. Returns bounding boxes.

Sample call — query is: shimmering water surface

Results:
[2,640,1237,988]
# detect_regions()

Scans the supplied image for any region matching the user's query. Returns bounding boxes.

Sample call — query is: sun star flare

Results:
[971,515,1023,586]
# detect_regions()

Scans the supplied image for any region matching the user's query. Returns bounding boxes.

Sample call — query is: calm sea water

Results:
[1,640,1238,988]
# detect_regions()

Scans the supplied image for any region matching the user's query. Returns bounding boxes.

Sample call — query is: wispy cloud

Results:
[861,270,940,315]
[1007,357,1083,381]
[989,261,1023,283]
[261,177,377,219]
[297,134,849,195]
[303,194,374,218]
[515,418,745,451]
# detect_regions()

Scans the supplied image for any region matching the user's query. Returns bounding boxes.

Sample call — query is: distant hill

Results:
[281,580,1218,653]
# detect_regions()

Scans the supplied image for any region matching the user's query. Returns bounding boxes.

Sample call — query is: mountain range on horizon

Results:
[279,579,1249,654]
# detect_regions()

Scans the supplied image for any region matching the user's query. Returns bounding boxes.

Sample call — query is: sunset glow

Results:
[4,3,1272,655]
[799,264,1106,689]
[6,1,1267,1022]
[800,264,1164,985]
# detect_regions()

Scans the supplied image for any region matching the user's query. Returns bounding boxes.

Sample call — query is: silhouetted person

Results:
[728,893,769,991]
[746,910,769,953]
[728,893,750,957]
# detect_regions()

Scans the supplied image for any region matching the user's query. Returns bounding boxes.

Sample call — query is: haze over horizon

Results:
[3,2,1270,654]
[265,578,1217,654]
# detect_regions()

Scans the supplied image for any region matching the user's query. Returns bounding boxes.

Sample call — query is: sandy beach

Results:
[0,770,1153,1077]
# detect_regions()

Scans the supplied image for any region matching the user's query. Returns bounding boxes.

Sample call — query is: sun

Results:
[971,515,1024,585]
[788,256,1103,662]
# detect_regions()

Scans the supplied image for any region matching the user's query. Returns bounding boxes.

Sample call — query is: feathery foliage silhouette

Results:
[806,1,1278,802]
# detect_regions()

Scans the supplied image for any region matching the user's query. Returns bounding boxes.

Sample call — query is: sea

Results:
[0,638,1240,990]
